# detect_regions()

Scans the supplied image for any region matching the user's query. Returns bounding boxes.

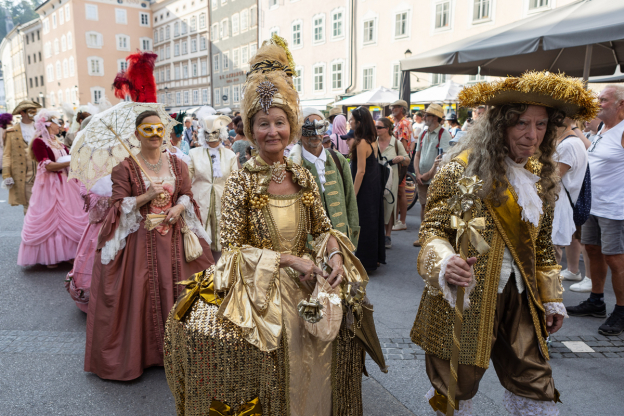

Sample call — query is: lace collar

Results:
[505,157,543,227]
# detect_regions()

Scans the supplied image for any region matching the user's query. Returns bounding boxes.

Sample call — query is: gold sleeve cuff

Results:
[536,266,563,303]
[417,237,456,289]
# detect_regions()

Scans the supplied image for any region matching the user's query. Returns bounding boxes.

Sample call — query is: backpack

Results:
[559,135,591,226]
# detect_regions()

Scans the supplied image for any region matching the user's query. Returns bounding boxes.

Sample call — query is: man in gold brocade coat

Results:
[410,72,599,415]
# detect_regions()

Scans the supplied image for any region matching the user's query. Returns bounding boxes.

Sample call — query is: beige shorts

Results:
[417,184,429,205]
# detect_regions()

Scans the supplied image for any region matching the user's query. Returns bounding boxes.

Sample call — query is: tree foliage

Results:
[0,0,42,43]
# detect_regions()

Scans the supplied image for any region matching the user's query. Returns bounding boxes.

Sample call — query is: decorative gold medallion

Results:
[301,191,315,206]
[250,194,269,209]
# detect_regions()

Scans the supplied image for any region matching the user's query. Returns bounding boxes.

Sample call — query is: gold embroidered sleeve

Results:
[416,161,464,286]
[535,202,563,302]
[220,170,251,249]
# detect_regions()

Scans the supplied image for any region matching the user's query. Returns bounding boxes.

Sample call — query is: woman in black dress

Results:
[349,107,385,271]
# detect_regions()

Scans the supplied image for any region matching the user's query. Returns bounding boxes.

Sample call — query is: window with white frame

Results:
[88,57,104,76]
[214,88,220,105]
[223,51,230,71]
[141,38,152,51]
[392,63,400,89]
[55,61,61,79]
[331,62,343,89]
[241,9,248,32]
[91,87,104,103]
[44,42,51,58]
[67,32,72,49]
[313,65,324,92]
[473,0,491,22]
[250,43,257,57]
[232,13,239,35]
[363,19,375,45]
[191,38,197,53]
[332,10,343,39]
[233,85,240,103]
[200,36,207,50]
[211,24,218,40]
[435,1,451,29]
[117,59,128,71]
[183,91,189,105]
[230,48,239,68]
[183,65,188,78]
[222,86,229,104]
[211,0,217,10]
[292,21,302,47]
[221,19,229,38]
[201,60,207,76]
[61,35,67,51]
[49,94,56,107]
[115,9,127,24]
[140,12,150,27]
[269,27,279,37]
[58,90,63,104]
[65,5,70,21]
[59,9,64,24]
[269,0,278,9]
[166,68,171,80]
[69,56,75,76]
[431,73,447,85]
[191,16,196,32]
[192,63,197,77]
[213,54,220,72]
[241,45,248,65]
[294,67,303,93]
[176,91,181,105]
[54,39,59,54]
[193,89,199,104]
[467,74,487,83]
[43,19,49,34]
[166,26,170,39]
[202,88,208,104]
[175,22,180,37]
[250,6,257,26]
[86,32,103,48]
[86,4,98,21]
[174,43,180,56]
[182,20,188,35]
[313,15,325,43]
[363,67,375,90]
[181,40,187,54]
[52,13,57,28]
[116,35,130,51]
[199,13,206,29]
[175,66,180,79]
[529,0,550,10]
[47,65,54,82]
[63,59,68,78]
[395,12,408,38]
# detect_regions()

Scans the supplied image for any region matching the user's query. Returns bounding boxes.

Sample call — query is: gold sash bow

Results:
[209,398,262,416]
[450,215,490,255]
[173,270,221,320]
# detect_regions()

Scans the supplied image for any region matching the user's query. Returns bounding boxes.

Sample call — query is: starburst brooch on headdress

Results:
[256,81,278,114]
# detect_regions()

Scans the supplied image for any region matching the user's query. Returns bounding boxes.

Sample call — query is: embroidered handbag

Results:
[180,217,203,262]
[300,273,343,342]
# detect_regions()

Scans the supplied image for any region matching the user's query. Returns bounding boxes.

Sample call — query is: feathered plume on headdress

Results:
[113,51,158,103]
[171,111,186,137]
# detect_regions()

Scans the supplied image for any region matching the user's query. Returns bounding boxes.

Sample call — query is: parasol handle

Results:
[110,128,165,198]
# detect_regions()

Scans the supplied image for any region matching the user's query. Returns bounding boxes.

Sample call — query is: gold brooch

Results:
[250,194,269,209]
[302,191,315,206]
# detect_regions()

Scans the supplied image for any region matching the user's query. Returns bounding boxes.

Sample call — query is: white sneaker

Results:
[560,268,583,281]
[570,276,592,292]
[392,220,407,231]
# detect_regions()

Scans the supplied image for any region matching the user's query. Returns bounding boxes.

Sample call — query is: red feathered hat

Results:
[113,51,158,103]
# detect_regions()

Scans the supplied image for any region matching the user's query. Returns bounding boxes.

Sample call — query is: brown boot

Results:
[413,240,421,247]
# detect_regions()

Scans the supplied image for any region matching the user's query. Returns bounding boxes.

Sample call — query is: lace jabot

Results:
[505,157,543,227]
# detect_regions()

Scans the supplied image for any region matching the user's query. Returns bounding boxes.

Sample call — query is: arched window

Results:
[67,32,73,49]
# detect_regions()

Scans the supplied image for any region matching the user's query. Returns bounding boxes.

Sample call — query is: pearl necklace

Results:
[270,161,287,184]
[140,152,163,175]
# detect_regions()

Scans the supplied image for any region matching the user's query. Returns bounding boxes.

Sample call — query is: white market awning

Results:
[332,86,399,107]
[299,98,336,111]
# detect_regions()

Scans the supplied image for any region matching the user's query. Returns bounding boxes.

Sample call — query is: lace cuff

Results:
[425,387,473,416]
[543,302,569,318]
[503,390,559,416]
[37,158,52,174]
[177,195,211,245]
[101,197,142,265]
[438,254,477,310]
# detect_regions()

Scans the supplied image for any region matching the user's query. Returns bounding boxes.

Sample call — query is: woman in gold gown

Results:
[164,36,386,416]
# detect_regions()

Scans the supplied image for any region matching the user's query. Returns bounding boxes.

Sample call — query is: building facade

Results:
[152,0,212,112]
[21,19,46,106]
[0,25,28,112]
[210,0,257,111]
[260,0,580,108]
[260,0,352,110]
[36,0,154,107]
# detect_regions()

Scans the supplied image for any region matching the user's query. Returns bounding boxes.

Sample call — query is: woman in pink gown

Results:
[17,109,88,268]
[65,177,112,312]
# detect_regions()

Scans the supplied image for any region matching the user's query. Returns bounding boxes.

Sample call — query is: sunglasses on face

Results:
[376,126,387,129]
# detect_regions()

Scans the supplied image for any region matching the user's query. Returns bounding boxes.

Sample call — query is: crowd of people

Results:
[0,34,621,415]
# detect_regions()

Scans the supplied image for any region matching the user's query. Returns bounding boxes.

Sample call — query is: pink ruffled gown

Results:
[65,183,111,312]
[17,137,89,266]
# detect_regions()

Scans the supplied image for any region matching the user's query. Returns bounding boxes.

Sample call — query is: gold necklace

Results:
[266,197,307,246]
[270,161,286,184]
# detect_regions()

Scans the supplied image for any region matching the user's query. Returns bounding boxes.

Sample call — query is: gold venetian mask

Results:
[138,123,165,138]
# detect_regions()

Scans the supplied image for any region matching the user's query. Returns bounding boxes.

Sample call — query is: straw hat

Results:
[458,71,599,121]
[328,107,342,118]
[12,100,41,116]
[424,103,445,119]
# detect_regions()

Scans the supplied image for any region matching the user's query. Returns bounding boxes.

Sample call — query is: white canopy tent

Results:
[410,80,463,104]
[333,86,399,107]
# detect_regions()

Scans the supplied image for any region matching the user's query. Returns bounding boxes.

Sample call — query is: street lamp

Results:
[404,49,412,58]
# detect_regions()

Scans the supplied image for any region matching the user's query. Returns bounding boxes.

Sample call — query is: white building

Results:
[0,25,28,112]
[152,0,211,112]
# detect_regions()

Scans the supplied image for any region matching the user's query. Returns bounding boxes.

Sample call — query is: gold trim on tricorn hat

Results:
[12,100,42,115]
[458,71,599,121]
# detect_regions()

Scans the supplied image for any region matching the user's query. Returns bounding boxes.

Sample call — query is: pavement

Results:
[1,186,623,415]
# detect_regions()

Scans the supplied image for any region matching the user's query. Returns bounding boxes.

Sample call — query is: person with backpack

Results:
[377,117,409,249]
[412,103,452,247]
[289,108,360,248]
[552,117,590,289]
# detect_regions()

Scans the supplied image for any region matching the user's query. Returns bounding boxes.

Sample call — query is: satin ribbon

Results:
[457,175,483,196]
[450,215,490,255]
[173,270,221,320]
[209,398,262,416]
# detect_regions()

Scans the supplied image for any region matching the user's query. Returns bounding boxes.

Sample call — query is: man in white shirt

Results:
[2,100,41,214]
[567,85,624,336]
